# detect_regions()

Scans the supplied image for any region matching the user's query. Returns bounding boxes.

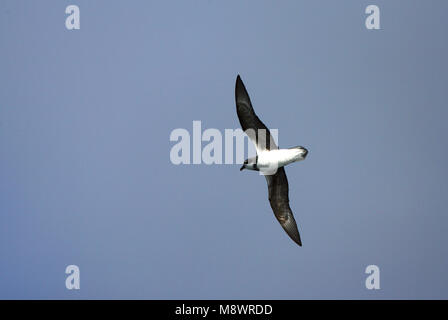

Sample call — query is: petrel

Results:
[235,75,308,246]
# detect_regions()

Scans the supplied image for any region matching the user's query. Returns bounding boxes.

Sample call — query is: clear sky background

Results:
[1,0,447,299]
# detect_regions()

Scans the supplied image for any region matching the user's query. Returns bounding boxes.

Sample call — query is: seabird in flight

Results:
[235,75,308,246]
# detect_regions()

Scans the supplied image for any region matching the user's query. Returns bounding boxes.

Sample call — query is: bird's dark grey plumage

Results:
[265,167,302,246]
[235,75,277,152]
[235,75,303,246]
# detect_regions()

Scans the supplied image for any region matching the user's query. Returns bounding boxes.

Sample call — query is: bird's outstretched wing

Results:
[235,75,278,151]
[265,167,302,246]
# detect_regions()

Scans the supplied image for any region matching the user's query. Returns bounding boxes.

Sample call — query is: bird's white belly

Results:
[257,149,301,170]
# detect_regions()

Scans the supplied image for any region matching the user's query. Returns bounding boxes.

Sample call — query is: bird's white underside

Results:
[257,148,306,172]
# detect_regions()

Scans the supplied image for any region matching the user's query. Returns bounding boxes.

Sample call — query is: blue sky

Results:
[1,0,447,299]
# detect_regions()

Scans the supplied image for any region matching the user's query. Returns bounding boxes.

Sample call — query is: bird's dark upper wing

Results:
[264,167,302,246]
[235,75,278,151]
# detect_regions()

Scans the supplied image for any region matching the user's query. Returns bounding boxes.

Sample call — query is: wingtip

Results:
[293,236,302,247]
[236,74,244,86]
[236,75,241,87]
[291,232,302,247]
[235,75,246,99]
[279,214,303,247]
